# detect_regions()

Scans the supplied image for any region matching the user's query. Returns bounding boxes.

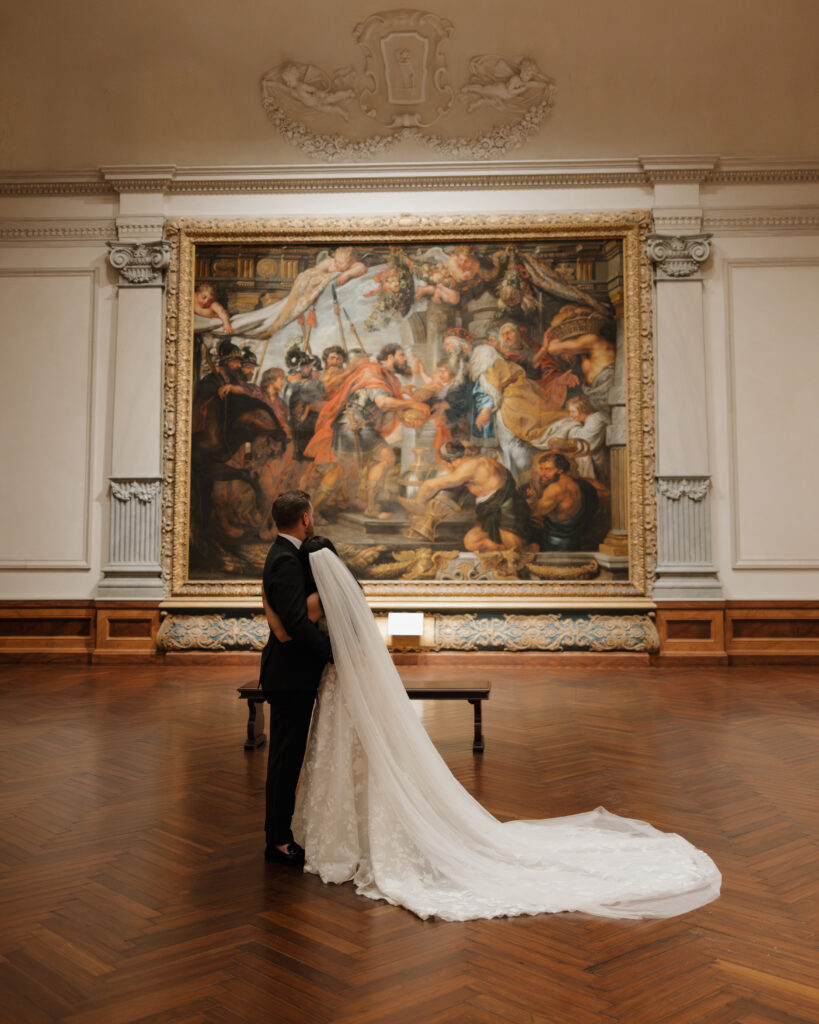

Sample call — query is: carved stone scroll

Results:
[107,241,171,287]
[646,234,712,280]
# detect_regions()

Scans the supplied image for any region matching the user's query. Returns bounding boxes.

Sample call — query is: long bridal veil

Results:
[292,548,721,921]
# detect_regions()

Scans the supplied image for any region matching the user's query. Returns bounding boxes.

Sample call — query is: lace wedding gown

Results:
[292,548,721,921]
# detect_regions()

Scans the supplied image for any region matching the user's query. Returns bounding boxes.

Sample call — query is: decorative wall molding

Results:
[115,216,166,243]
[646,234,712,280]
[111,479,161,503]
[655,475,721,598]
[703,207,819,234]
[0,219,117,242]
[107,241,171,287]
[724,258,819,571]
[656,477,710,502]
[157,614,268,652]
[102,477,162,596]
[0,267,96,571]
[652,207,703,234]
[1,158,818,196]
[259,11,556,160]
[432,613,659,652]
[156,611,659,653]
[101,165,176,193]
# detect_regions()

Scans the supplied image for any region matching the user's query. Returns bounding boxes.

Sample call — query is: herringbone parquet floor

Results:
[0,660,816,1024]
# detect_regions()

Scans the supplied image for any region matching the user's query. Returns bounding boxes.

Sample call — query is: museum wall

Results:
[0,0,817,658]
[1,180,817,613]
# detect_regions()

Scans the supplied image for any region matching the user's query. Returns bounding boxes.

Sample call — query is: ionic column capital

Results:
[107,240,171,288]
[646,233,712,280]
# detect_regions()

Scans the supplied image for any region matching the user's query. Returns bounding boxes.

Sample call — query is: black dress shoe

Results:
[264,841,305,866]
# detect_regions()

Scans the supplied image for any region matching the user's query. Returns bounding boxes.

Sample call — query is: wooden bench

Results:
[237,679,491,754]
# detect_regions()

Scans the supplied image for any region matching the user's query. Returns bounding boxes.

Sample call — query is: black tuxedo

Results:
[260,535,331,697]
[260,535,332,846]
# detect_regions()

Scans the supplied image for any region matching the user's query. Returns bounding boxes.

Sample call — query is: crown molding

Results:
[0,218,117,241]
[702,205,819,234]
[0,157,817,196]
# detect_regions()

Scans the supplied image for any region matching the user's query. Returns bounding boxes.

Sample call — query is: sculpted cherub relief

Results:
[260,11,556,159]
[269,62,355,120]
[459,55,551,113]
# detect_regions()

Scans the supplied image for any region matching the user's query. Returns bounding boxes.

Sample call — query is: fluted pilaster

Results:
[99,477,163,598]
[654,476,722,598]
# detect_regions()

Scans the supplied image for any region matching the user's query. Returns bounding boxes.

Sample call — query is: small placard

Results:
[387,612,424,637]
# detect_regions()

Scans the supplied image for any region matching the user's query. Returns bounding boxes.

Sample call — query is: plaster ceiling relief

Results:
[260,9,556,161]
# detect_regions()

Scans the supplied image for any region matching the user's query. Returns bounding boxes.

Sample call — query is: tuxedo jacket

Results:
[259,536,332,698]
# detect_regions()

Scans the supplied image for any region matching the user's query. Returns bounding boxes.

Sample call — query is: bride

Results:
[264,536,721,922]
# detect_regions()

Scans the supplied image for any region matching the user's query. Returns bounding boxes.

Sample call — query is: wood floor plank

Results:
[0,661,816,1022]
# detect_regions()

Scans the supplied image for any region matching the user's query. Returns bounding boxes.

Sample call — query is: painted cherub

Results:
[315,245,367,287]
[415,245,482,306]
[193,283,233,335]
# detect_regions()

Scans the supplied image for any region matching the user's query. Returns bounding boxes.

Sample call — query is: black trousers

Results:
[264,690,316,846]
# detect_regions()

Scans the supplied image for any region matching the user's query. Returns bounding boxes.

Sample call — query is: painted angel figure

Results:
[413,244,484,306]
[459,55,550,113]
[266,247,367,338]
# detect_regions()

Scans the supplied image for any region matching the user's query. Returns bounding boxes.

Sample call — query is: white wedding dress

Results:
[292,548,721,921]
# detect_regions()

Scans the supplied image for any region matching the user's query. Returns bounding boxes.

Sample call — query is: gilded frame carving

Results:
[162,213,656,608]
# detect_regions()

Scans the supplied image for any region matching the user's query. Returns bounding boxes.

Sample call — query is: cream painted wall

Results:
[0,241,116,597]
[1,0,818,169]
[704,232,819,597]
[728,262,819,567]
[1,181,818,601]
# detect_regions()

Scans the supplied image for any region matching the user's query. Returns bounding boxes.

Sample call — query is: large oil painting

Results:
[164,215,655,604]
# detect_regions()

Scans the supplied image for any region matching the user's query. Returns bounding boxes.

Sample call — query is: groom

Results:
[260,490,332,865]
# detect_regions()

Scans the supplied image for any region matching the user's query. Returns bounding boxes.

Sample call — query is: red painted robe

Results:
[303,361,406,465]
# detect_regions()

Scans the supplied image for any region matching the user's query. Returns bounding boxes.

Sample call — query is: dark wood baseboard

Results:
[2,600,816,665]
[655,600,819,664]
[0,601,160,663]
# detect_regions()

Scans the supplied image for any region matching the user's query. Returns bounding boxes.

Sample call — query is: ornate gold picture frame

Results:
[162,213,655,609]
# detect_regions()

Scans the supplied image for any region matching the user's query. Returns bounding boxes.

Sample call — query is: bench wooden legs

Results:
[245,699,266,750]
[240,694,484,753]
[468,698,484,754]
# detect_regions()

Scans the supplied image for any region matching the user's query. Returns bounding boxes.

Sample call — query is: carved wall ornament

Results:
[656,476,710,502]
[433,613,659,652]
[111,478,162,503]
[155,611,659,653]
[156,614,268,652]
[260,10,555,160]
[107,241,171,286]
[356,10,454,128]
[646,234,712,280]
[106,478,162,578]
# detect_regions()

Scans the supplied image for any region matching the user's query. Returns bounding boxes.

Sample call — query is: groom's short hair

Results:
[272,490,312,529]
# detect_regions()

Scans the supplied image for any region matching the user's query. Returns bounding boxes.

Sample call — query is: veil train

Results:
[291,548,721,922]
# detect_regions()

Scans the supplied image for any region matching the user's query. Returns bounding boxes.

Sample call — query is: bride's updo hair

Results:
[302,535,337,557]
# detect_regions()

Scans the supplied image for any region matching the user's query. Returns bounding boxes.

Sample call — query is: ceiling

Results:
[1,0,817,171]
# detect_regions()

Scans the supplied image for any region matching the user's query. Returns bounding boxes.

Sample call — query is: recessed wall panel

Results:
[727,261,819,567]
[0,270,94,567]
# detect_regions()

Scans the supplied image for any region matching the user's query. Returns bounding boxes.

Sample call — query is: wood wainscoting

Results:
[1,600,816,665]
[655,600,819,664]
[0,601,160,662]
